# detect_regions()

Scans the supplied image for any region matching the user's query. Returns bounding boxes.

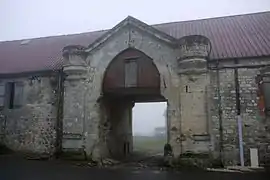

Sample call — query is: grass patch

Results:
[133,136,166,154]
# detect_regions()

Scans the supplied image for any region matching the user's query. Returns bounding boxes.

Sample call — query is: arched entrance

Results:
[102,48,167,159]
[62,27,211,164]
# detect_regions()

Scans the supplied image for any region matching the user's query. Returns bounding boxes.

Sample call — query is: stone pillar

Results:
[123,102,134,156]
[177,35,212,155]
[61,45,88,152]
[106,100,134,159]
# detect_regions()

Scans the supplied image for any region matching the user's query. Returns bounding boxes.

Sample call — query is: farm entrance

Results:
[132,102,167,159]
[102,48,168,161]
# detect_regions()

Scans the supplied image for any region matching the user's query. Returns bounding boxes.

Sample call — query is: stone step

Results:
[227,166,265,172]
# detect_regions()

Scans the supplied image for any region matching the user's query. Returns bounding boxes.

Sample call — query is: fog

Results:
[133,102,167,136]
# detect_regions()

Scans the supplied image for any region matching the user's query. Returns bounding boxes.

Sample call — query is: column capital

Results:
[62,45,88,66]
[62,45,88,80]
[177,35,211,75]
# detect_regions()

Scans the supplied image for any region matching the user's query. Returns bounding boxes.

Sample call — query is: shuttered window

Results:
[124,59,137,87]
[262,82,270,116]
[6,82,24,109]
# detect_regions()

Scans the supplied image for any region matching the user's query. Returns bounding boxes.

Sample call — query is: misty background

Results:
[1,0,270,136]
[133,102,167,136]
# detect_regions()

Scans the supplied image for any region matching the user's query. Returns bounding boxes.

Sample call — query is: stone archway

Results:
[61,32,212,163]
[101,48,167,159]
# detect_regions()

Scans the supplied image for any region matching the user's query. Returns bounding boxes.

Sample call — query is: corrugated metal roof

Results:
[1,11,270,74]
[155,11,270,59]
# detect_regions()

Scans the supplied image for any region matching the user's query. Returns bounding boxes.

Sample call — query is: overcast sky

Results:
[1,0,270,135]
[1,0,270,41]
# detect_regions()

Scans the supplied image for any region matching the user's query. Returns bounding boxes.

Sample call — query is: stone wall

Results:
[105,101,133,159]
[180,73,211,154]
[209,59,270,166]
[238,68,270,166]
[209,68,238,164]
[0,73,59,155]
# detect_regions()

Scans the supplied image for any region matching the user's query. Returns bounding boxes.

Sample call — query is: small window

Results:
[6,82,24,109]
[185,85,190,93]
[124,59,138,87]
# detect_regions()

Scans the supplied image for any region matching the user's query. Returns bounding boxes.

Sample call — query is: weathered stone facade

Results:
[61,20,183,160]
[177,35,212,155]
[0,16,269,167]
[209,58,270,166]
[0,73,59,155]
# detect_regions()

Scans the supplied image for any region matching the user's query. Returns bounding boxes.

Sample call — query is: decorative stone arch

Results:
[61,17,212,160]
[62,36,181,159]
[95,48,171,158]
[87,47,177,105]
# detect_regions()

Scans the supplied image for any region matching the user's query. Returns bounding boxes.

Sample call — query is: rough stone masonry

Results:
[0,16,270,166]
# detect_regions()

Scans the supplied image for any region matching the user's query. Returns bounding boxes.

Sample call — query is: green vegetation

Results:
[133,135,166,154]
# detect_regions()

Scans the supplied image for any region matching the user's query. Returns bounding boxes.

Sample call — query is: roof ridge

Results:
[152,11,270,26]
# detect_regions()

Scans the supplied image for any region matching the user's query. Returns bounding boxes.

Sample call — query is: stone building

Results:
[0,12,270,166]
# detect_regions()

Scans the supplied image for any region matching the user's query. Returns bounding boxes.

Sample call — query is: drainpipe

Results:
[216,60,224,166]
[55,69,64,158]
[234,59,244,166]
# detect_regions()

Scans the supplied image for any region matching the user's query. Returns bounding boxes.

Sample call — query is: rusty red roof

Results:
[1,11,270,74]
